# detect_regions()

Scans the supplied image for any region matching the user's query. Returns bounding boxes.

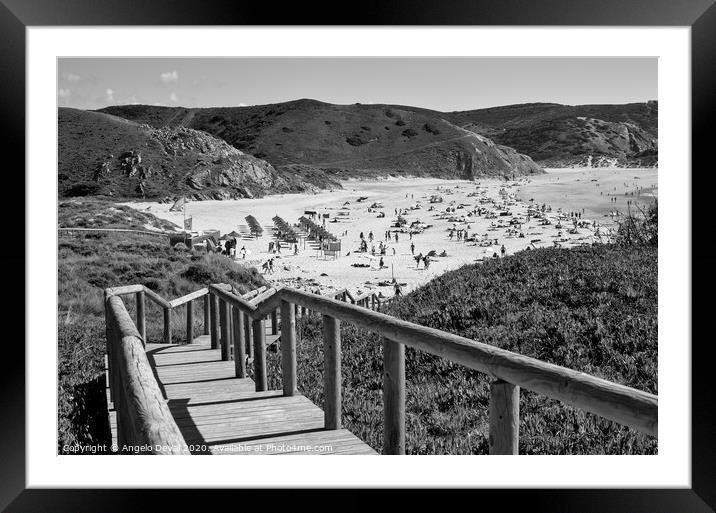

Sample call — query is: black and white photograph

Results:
[4,0,710,506]
[56,56,659,456]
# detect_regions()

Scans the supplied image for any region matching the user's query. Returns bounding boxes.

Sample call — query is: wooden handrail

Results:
[208,284,258,313]
[141,286,172,309]
[276,287,657,436]
[169,287,209,308]
[105,295,189,454]
[251,287,285,318]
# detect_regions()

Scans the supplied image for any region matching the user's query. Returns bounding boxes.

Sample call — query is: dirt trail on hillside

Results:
[162,108,198,128]
[297,133,474,168]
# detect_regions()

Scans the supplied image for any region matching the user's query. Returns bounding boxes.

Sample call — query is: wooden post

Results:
[136,291,146,344]
[209,293,219,350]
[233,308,246,378]
[280,301,297,396]
[489,380,520,455]
[219,299,230,361]
[104,291,114,402]
[322,315,341,430]
[383,337,405,454]
[203,294,210,335]
[163,306,172,344]
[186,300,194,344]
[271,308,278,335]
[245,313,254,359]
[252,318,267,391]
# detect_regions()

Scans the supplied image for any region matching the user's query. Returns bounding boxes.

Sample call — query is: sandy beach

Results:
[126,169,657,298]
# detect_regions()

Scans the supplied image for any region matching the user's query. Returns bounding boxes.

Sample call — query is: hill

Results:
[446,101,658,167]
[98,99,543,180]
[58,107,340,200]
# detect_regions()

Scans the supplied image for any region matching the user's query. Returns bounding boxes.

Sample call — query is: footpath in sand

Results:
[128,170,656,299]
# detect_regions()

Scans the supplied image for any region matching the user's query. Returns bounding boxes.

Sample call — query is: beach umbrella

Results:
[228,230,241,238]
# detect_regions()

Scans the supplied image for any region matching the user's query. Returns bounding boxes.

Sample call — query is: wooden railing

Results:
[104,289,189,454]
[104,282,658,455]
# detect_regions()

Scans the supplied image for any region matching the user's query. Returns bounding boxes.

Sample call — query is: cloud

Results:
[58,88,71,98]
[170,92,178,103]
[61,72,81,82]
[161,70,179,83]
[238,102,248,107]
[105,88,115,102]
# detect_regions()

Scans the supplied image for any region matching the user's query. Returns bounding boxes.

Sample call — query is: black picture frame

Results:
[5,0,712,511]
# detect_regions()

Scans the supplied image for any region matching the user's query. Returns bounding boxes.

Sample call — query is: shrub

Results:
[423,123,441,135]
[615,200,657,247]
[402,128,418,138]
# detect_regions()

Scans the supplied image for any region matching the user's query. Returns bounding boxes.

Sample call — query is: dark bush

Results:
[402,128,418,138]
[423,123,441,135]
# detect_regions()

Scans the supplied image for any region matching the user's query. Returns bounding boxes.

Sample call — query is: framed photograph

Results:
[7,0,714,510]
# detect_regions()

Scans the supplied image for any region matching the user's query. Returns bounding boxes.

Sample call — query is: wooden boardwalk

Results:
[108,334,375,455]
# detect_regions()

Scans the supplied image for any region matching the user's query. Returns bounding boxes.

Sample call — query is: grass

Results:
[57,199,267,453]
[262,244,657,454]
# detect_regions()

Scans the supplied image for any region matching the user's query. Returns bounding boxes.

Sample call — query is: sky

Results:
[58,57,657,112]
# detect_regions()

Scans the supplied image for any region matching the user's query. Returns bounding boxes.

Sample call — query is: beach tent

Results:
[227,230,241,238]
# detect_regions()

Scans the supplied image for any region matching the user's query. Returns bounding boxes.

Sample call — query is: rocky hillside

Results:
[446,101,658,168]
[58,108,340,200]
[98,99,543,180]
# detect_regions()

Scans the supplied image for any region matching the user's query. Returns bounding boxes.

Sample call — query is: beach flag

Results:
[184,216,193,230]
[170,197,185,212]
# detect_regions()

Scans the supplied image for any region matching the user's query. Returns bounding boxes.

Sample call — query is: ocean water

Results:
[516,168,658,223]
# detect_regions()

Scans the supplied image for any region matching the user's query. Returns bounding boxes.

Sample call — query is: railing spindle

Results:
[203,294,210,335]
[209,293,219,349]
[163,306,172,344]
[252,317,267,391]
[233,308,246,378]
[280,301,297,396]
[245,313,254,359]
[489,380,520,455]
[322,315,341,430]
[220,299,230,361]
[271,308,278,335]
[136,290,146,344]
[186,299,194,344]
[383,337,405,454]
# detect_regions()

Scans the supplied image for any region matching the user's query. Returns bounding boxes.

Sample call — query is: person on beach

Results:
[294,243,299,255]
[501,245,506,258]
[423,255,431,270]
[394,281,402,297]
[395,233,399,243]
[240,246,246,259]
[410,242,415,255]
[379,256,384,268]
[369,231,373,242]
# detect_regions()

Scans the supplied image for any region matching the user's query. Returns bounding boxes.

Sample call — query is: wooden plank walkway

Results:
[109,334,376,455]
